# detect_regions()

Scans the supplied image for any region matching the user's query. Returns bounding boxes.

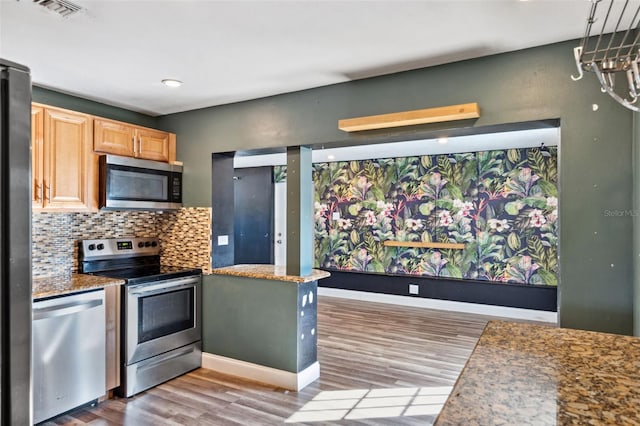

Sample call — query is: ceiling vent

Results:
[33,0,82,17]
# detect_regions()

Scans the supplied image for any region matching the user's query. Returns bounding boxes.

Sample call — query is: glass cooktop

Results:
[91,265,202,285]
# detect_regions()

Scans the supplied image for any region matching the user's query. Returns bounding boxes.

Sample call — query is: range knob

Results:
[151,241,158,247]
[138,242,145,248]
[144,241,151,247]
[88,244,96,251]
[96,243,105,250]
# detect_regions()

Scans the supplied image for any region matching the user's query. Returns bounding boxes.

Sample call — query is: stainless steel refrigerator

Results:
[0,58,33,425]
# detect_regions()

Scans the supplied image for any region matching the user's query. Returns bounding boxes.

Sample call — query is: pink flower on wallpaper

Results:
[314,202,328,218]
[376,200,394,216]
[431,251,447,265]
[364,210,377,226]
[453,199,474,217]
[519,167,539,183]
[528,209,547,227]
[488,218,510,232]
[405,218,423,231]
[337,218,352,230]
[356,176,370,190]
[438,210,453,227]
[357,248,372,262]
[546,196,558,207]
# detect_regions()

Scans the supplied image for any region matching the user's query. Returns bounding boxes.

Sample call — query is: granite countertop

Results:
[211,264,331,283]
[435,321,640,425]
[33,273,125,299]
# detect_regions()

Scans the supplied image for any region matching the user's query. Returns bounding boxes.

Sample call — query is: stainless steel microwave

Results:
[99,155,182,210]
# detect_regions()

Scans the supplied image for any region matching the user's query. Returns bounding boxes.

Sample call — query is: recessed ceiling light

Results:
[161,79,182,88]
[437,137,448,144]
[327,154,336,160]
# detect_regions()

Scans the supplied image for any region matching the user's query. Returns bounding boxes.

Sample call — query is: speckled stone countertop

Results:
[33,274,125,300]
[435,321,640,425]
[211,264,330,283]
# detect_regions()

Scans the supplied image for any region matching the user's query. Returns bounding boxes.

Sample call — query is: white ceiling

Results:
[0,0,594,116]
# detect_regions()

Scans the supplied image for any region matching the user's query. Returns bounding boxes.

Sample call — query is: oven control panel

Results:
[80,237,160,260]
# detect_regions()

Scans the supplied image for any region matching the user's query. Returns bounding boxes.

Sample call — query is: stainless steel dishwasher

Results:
[32,289,106,424]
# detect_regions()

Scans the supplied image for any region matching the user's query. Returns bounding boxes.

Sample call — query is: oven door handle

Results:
[128,276,200,296]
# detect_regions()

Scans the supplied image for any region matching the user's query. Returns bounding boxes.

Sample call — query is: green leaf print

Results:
[419,202,435,216]
[537,269,558,286]
[504,201,521,215]
[538,180,558,197]
[310,146,557,286]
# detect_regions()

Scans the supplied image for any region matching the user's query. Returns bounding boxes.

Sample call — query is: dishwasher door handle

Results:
[33,299,103,321]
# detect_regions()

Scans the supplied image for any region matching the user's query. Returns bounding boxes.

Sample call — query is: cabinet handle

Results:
[138,136,142,156]
[45,183,51,201]
[132,135,137,155]
[34,181,40,201]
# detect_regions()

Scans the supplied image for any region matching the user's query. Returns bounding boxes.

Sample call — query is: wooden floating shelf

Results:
[383,241,466,250]
[338,102,480,132]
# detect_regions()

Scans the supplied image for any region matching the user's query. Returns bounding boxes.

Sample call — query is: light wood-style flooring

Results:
[42,296,528,426]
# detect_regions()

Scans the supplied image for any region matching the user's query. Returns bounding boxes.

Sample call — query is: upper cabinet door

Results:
[43,108,93,210]
[136,128,169,162]
[94,118,171,162]
[31,106,45,209]
[94,118,135,157]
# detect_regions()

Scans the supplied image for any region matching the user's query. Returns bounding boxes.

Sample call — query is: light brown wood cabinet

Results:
[104,285,121,392]
[31,106,44,208]
[31,104,96,211]
[94,118,172,162]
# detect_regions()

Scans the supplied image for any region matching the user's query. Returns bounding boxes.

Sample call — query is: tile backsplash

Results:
[158,208,212,274]
[32,208,212,277]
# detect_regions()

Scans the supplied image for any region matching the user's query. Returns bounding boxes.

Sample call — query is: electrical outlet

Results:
[409,284,419,295]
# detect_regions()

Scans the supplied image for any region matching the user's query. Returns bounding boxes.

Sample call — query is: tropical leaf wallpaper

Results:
[273,146,558,286]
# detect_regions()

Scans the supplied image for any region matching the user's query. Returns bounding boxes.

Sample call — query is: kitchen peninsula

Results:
[435,321,640,425]
[203,264,330,391]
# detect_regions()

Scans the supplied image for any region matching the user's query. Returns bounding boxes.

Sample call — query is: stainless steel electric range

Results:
[79,237,202,398]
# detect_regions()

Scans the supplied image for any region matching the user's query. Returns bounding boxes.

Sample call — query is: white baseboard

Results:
[201,352,320,391]
[318,287,557,323]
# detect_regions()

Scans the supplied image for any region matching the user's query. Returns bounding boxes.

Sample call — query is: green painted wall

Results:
[160,40,634,335]
[32,86,159,128]
[203,275,299,372]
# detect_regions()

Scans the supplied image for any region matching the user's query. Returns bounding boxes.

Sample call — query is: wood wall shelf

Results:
[383,241,466,250]
[338,102,480,132]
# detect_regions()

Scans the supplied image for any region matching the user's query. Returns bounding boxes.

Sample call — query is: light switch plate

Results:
[332,211,340,220]
[217,235,229,246]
